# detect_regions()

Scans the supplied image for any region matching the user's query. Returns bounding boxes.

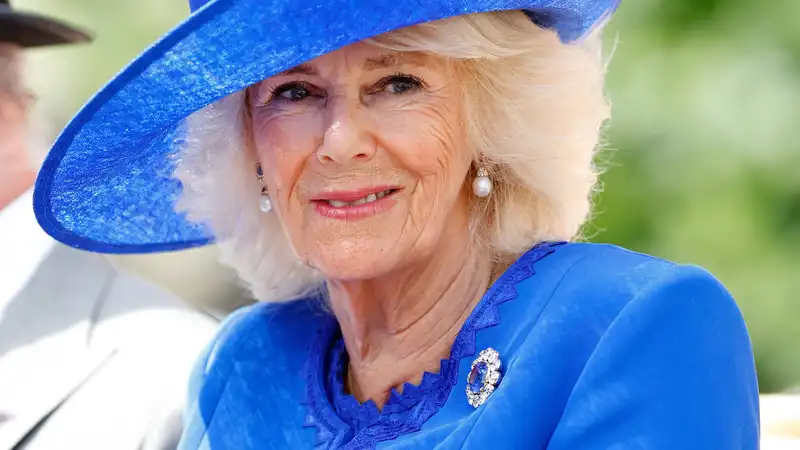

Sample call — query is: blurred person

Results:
[0,1,218,449]
[34,0,760,448]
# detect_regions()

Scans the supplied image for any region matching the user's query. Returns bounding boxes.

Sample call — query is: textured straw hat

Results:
[33,0,619,254]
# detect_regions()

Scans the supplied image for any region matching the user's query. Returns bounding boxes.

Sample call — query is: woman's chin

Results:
[309,250,404,282]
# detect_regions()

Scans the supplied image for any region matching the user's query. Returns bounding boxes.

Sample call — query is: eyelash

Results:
[262,73,426,104]
[374,73,425,94]
[268,81,316,102]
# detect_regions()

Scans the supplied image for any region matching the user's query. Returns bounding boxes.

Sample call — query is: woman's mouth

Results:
[324,189,395,208]
[313,187,401,220]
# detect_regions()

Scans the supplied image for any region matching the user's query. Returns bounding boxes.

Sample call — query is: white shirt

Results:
[0,190,219,450]
[0,190,55,310]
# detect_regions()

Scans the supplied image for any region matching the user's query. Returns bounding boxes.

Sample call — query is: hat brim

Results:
[0,10,92,47]
[33,0,618,254]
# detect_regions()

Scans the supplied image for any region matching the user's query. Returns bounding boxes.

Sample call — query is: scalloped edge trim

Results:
[303,241,565,448]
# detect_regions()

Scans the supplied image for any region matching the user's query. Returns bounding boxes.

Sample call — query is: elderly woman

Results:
[34,0,759,448]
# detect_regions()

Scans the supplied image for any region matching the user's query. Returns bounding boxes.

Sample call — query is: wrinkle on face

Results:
[249,43,471,280]
[247,42,489,406]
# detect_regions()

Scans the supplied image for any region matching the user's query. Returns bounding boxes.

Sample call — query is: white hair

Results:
[173,11,610,302]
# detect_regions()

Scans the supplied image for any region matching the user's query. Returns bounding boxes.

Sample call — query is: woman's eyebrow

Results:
[275,54,426,77]
[277,63,318,76]
[362,53,427,71]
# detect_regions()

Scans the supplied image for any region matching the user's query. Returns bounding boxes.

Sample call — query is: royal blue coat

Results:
[179,242,760,449]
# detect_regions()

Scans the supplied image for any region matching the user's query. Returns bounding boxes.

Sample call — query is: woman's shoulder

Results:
[537,242,739,318]
[180,299,327,449]
[505,242,751,370]
[520,243,759,448]
[510,242,754,385]
[184,298,330,399]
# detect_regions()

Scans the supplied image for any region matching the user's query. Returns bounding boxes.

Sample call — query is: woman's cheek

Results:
[254,111,319,161]
[376,111,462,177]
[252,113,320,211]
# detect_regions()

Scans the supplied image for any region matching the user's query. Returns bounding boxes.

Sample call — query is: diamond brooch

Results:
[466,347,502,408]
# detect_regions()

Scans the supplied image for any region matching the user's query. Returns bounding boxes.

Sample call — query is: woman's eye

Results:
[272,83,314,101]
[379,75,423,95]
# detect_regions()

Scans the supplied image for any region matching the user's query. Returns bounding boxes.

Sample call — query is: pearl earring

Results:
[256,163,272,213]
[259,187,272,213]
[472,167,493,198]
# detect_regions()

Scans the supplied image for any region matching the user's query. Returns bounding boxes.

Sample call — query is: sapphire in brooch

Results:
[466,347,502,408]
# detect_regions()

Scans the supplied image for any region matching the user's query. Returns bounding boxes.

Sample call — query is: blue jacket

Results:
[179,242,760,449]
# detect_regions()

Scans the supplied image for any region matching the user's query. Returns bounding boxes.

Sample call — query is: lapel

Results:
[0,245,118,449]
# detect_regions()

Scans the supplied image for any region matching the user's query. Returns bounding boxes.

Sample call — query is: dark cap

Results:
[0,0,92,48]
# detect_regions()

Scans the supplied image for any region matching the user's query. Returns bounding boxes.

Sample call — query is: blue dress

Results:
[178,242,760,449]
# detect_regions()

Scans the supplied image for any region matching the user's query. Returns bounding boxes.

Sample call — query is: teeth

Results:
[326,190,393,208]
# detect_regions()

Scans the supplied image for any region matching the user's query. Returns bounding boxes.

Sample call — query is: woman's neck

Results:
[326,235,493,408]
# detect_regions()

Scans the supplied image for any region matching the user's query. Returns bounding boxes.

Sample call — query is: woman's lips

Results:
[312,186,401,220]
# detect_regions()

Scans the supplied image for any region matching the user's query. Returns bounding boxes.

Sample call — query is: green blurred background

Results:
[15,0,800,392]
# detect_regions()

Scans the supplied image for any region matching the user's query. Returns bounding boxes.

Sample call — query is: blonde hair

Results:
[174,11,609,302]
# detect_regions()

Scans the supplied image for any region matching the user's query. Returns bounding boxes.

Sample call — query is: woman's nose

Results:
[316,99,376,165]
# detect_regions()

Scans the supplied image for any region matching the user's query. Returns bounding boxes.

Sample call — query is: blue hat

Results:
[34,0,619,254]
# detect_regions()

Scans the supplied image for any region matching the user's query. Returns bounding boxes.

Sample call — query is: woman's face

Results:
[249,42,473,280]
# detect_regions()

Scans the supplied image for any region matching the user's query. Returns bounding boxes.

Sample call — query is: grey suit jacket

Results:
[0,242,219,450]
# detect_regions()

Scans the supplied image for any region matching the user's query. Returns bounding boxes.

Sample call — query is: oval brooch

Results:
[466,347,502,408]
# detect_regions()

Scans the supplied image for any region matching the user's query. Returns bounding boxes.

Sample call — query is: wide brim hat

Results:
[33,0,619,254]
[0,1,92,47]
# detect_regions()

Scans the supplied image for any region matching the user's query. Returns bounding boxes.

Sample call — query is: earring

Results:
[472,167,493,198]
[256,163,272,213]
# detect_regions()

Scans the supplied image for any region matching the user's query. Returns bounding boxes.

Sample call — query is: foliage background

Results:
[15,0,800,392]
